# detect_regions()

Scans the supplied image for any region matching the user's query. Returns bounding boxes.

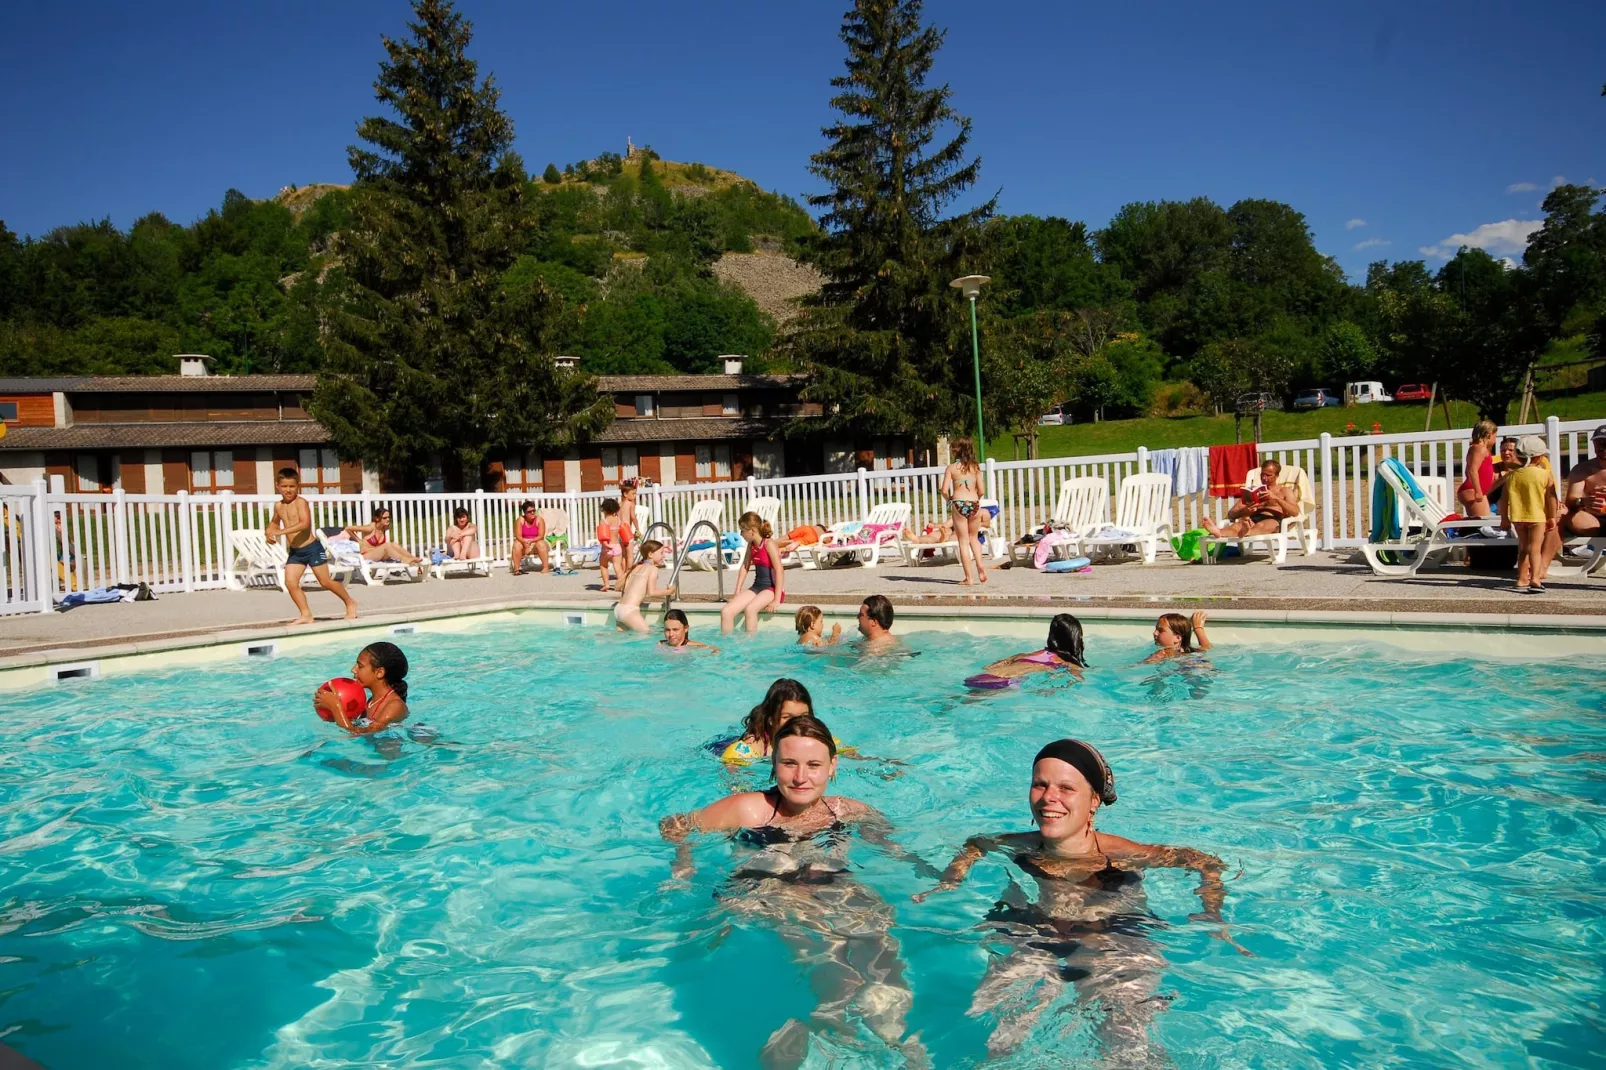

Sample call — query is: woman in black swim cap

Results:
[915,739,1245,1058]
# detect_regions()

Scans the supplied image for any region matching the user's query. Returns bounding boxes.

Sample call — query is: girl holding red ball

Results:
[315,642,410,734]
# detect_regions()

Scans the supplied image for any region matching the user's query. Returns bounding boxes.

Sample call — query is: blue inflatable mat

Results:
[1043,556,1091,573]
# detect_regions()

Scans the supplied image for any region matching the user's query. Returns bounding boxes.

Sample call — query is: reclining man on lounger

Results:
[1563,425,1606,537]
[1202,459,1300,539]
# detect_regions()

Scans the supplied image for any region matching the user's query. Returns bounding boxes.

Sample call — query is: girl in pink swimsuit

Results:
[965,613,1086,689]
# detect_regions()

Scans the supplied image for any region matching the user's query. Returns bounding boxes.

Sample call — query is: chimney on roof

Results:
[721,355,745,375]
[178,354,215,377]
[553,355,579,372]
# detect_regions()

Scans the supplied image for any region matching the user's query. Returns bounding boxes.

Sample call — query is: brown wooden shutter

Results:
[486,458,507,493]
[640,451,661,484]
[339,459,362,493]
[162,449,190,494]
[232,450,256,495]
[543,458,565,492]
[580,453,603,492]
[119,451,146,493]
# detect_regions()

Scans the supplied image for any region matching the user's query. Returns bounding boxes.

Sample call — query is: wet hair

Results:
[521,500,538,513]
[740,678,813,745]
[664,608,689,628]
[1033,738,1116,805]
[371,505,390,521]
[360,641,409,701]
[795,605,823,635]
[276,467,299,484]
[1046,613,1087,667]
[601,498,620,516]
[453,506,470,523]
[952,437,978,470]
[861,594,893,631]
[738,511,773,540]
[771,713,837,762]
[1157,612,1195,653]
[1473,419,1498,444]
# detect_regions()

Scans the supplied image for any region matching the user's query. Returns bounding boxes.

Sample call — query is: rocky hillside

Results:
[712,251,823,325]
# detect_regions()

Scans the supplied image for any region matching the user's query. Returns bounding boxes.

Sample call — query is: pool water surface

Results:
[0,618,1602,1068]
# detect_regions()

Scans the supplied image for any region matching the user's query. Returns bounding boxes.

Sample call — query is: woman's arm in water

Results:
[912,833,1019,900]
[1103,834,1251,955]
[835,800,941,879]
[658,793,768,878]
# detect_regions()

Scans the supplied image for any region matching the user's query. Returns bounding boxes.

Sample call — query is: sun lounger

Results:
[678,499,729,571]
[1361,457,1497,577]
[802,502,911,569]
[225,530,355,592]
[1200,463,1317,565]
[900,499,1001,566]
[1070,473,1174,564]
[1007,478,1109,567]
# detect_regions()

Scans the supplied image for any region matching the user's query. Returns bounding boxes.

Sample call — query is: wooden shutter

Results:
[232,450,257,495]
[640,451,661,484]
[162,449,190,494]
[543,458,565,493]
[486,458,507,493]
[119,451,146,493]
[339,459,363,494]
[580,454,603,492]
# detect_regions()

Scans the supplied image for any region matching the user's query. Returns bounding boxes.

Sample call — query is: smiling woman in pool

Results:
[660,715,931,1066]
[916,738,1242,1059]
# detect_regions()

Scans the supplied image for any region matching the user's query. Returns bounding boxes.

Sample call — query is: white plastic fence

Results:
[4,414,1596,615]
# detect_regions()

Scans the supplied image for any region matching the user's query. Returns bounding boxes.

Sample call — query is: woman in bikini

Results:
[346,507,426,578]
[916,739,1243,1060]
[661,716,931,1067]
[719,511,784,635]
[613,539,674,633]
[967,613,1087,688]
[942,436,987,585]
[314,642,411,735]
[1457,419,1498,519]
[510,501,550,575]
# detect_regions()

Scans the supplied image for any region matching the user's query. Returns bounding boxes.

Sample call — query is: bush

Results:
[1148,381,1209,417]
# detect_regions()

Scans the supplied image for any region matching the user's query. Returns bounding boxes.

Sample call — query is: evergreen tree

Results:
[542,162,562,184]
[312,0,609,489]
[788,0,994,442]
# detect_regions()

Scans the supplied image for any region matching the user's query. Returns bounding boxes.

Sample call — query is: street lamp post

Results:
[949,274,990,456]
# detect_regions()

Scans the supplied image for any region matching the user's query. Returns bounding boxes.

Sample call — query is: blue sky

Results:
[2,0,1602,280]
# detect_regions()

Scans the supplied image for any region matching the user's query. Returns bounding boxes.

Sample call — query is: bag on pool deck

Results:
[1172,528,1209,562]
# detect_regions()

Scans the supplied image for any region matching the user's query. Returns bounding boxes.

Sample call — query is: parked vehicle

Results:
[1235,391,1284,412]
[1394,383,1432,402]
[1038,403,1071,426]
[1345,381,1393,404]
[1293,387,1341,410]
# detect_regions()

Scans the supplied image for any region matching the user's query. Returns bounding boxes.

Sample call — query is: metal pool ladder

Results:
[636,519,724,620]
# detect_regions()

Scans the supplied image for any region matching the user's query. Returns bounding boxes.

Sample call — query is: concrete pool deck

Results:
[0,549,1600,663]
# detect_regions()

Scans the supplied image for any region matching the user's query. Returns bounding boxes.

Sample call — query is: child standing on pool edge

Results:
[721,512,784,634]
[265,468,357,625]
[1507,436,1561,593]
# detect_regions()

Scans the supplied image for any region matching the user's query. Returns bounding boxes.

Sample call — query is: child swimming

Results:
[315,642,410,734]
[966,613,1086,689]
[614,539,675,633]
[660,608,718,651]
[1144,611,1212,662]
[795,605,842,647]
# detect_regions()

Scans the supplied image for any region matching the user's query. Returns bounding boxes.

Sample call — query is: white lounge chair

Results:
[1550,535,1606,577]
[1006,478,1109,567]
[901,498,1002,566]
[803,502,911,569]
[226,530,355,591]
[679,499,729,572]
[1361,457,1497,577]
[1070,473,1175,564]
[432,546,492,580]
[1201,463,1318,565]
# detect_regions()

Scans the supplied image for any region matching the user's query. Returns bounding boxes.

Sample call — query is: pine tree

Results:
[312,0,610,489]
[542,162,562,184]
[788,0,994,442]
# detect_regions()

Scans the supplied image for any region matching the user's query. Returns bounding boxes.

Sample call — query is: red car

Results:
[1394,383,1432,402]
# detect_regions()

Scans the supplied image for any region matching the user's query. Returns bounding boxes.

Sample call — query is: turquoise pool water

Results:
[0,620,1602,1068]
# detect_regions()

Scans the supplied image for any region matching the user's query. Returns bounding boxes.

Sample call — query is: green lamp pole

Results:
[950,274,991,455]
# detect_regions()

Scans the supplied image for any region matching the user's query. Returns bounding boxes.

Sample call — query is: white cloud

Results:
[1353,237,1391,250]
[1418,218,1542,260]
[1345,218,1367,229]
[1552,175,1567,186]
[1506,182,1537,193]
[1498,257,1518,271]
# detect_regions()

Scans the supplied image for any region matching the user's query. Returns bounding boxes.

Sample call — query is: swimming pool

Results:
[0,615,1601,1067]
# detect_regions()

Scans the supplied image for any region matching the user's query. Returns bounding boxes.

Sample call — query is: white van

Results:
[1345,381,1393,404]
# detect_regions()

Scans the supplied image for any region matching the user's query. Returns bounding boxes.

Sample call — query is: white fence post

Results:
[218,490,235,589]
[1546,415,1561,466]
[1319,432,1334,550]
[176,490,195,593]
[1136,446,1148,473]
[111,488,130,585]
[856,467,869,520]
[31,480,53,614]
[746,473,757,504]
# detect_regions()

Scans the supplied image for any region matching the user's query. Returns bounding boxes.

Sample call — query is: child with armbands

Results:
[314,642,410,734]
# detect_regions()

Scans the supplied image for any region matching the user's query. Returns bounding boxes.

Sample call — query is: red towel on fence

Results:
[1208,443,1258,498]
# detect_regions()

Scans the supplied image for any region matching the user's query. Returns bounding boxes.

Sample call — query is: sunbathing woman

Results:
[720,512,784,635]
[915,739,1242,1059]
[509,501,550,576]
[661,608,718,651]
[794,605,842,648]
[314,642,411,735]
[1143,610,1212,663]
[443,507,480,563]
[346,507,426,579]
[614,539,675,633]
[902,520,955,545]
[966,613,1086,689]
[661,715,931,1067]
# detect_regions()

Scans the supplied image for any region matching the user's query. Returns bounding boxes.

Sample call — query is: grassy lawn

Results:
[989,390,1606,460]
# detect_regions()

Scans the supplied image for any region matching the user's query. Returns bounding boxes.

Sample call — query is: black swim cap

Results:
[1033,739,1116,805]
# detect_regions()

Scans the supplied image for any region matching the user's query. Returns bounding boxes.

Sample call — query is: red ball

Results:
[315,677,368,722]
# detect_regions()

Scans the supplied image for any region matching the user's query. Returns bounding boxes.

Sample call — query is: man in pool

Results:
[660,608,718,651]
[915,738,1245,1058]
[855,595,902,655]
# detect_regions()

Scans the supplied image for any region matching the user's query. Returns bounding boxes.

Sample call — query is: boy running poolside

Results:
[265,468,357,625]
